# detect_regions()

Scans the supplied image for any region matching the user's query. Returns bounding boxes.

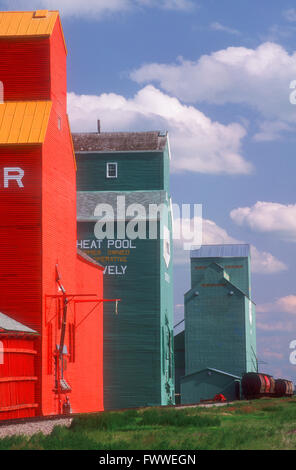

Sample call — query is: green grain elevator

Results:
[180,244,257,404]
[73,130,174,409]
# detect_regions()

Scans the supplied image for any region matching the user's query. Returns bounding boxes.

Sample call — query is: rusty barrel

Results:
[242,373,267,399]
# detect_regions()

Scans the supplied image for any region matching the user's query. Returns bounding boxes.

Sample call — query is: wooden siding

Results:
[0,37,51,101]
[76,152,165,192]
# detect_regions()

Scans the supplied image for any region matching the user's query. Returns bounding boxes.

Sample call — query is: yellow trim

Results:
[67,114,77,171]
[0,101,52,145]
[0,11,59,37]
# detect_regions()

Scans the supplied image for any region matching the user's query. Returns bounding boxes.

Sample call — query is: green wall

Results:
[76,152,165,192]
[174,330,185,402]
[191,256,251,297]
[159,213,174,405]
[245,298,257,372]
[76,140,174,409]
[185,261,256,379]
[181,369,241,404]
[77,221,174,409]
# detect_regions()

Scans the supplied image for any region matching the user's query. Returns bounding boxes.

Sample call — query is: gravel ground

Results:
[0,418,72,438]
[177,402,232,409]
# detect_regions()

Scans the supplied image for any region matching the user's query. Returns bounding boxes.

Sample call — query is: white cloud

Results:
[257,295,296,315]
[3,0,131,17]
[68,86,251,175]
[260,24,296,44]
[156,0,194,10]
[250,245,287,274]
[253,120,294,142]
[173,217,287,274]
[278,295,296,313]
[230,201,296,242]
[131,42,296,124]
[210,22,240,36]
[2,0,194,18]
[283,8,296,23]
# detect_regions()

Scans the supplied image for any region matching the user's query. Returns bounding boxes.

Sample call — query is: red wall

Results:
[0,17,104,417]
[0,145,42,332]
[40,20,103,415]
[74,255,104,413]
[0,336,38,420]
[50,20,67,112]
[41,78,104,414]
[0,37,50,101]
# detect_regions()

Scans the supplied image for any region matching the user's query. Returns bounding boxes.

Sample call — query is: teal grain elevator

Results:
[180,244,257,404]
[73,130,174,409]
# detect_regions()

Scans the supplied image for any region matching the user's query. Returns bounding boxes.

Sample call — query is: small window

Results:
[58,117,62,131]
[106,162,118,178]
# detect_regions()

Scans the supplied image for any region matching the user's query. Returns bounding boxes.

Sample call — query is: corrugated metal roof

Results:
[0,312,37,334]
[191,244,250,259]
[72,131,168,153]
[77,190,168,221]
[0,10,59,37]
[0,101,52,145]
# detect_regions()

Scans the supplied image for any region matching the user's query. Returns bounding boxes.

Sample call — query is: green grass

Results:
[1,398,296,450]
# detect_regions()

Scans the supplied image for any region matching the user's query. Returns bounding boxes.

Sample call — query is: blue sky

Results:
[2,0,296,381]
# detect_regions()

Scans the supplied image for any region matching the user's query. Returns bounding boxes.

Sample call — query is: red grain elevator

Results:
[0,10,104,419]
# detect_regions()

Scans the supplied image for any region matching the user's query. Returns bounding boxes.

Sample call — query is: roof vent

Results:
[34,10,49,18]
[158,130,167,137]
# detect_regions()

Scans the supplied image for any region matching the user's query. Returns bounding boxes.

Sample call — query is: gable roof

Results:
[0,10,59,37]
[191,244,250,259]
[0,101,52,145]
[184,263,256,305]
[77,190,168,221]
[0,311,37,334]
[184,367,241,380]
[185,261,255,304]
[72,131,168,153]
